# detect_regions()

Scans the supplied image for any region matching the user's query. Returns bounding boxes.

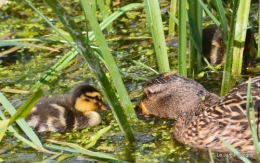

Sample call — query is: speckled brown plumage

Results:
[139,72,260,157]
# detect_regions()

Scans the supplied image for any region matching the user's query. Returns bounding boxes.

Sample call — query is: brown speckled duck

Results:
[138,72,260,156]
[26,84,107,132]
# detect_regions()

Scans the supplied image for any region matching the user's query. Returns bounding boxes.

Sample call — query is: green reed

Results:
[144,0,170,73]
[168,0,177,37]
[177,0,187,77]
[231,0,251,78]
[188,0,203,76]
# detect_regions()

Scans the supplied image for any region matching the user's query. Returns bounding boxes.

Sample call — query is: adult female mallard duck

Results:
[26,84,107,132]
[138,72,260,157]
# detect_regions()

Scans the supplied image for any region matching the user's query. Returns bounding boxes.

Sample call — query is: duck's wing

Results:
[174,79,260,155]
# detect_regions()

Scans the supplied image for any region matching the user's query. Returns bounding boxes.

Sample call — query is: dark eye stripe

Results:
[85,95,101,102]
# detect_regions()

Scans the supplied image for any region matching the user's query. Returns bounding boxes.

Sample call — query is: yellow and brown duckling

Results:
[26,84,107,132]
[138,72,260,156]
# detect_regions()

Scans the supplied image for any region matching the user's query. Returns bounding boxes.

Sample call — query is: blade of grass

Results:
[168,0,177,37]
[47,139,129,163]
[188,0,202,75]
[246,77,260,161]
[231,0,251,77]
[178,0,187,77]
[0,92,42,147]
[0,119,9,141]
[144,0,170,73]
[97,0,113,31]
[198,0,220,26]
[0,111,56,154]
[82,125,111,149]
[221,0,239,96]
[211,0,228,44]
[8,89,43,125]
[223,140,251,163]
[208,149,215,163]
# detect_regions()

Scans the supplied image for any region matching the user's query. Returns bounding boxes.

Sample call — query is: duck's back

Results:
[174,76,260,155]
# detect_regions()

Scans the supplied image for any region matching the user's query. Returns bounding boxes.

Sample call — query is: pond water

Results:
[0,0,259,163]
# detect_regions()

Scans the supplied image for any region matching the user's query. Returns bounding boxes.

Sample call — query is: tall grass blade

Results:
[168,0,177,37]
[258,3,260,58]
[223,140,251,163]
[144,0,170,73]
[221,0,239,96]
[43,0,134,141]
[211,0,228,43]
[0,119,9,141]
[84,126,111,149]
[97,0,113,31]
[231,0,251,77]
[8,89,43,125]
[188,0,202,75]
[246,78,260,161]
[0,92,42,147]
[47,139,129,163]
[178,0,187,77]
[197,0,220,26]
[208,149,215,163]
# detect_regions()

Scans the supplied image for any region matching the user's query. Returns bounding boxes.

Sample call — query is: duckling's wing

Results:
[26,97,76,132]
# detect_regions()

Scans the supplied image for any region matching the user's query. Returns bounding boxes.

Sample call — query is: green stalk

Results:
[144,0,170,73]
[212,0,228,44]
[168,0,177,37]
[221,0,239,96]
[231,0,251,77]
[178,0,187,77]
[258,3,260,58]
[246,78,260,161]
[97,0,113,31]
[188,0,202,76]
[43,0,134,141]
[0,92,42,147]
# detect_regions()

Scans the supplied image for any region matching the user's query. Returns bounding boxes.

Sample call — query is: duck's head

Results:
[71,84,108,113]
[138,72,212,119]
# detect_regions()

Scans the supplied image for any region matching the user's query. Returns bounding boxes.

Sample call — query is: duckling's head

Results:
[72,84,107,113]
[138,72,211,119]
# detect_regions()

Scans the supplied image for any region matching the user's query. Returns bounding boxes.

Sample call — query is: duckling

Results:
[26,84,107,132]
[202,24,257,66]
[138,72,260,156]
[202,24,226,65]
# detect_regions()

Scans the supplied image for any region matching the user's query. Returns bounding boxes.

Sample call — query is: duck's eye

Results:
[144,88,153,97]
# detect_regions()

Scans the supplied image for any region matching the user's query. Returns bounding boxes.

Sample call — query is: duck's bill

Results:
[138,101,149,115]
[100,102,110,110]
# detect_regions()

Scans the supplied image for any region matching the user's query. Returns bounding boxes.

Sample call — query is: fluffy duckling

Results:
[202,24,257,66]
[26,84,107,132]
[138,72,260,156]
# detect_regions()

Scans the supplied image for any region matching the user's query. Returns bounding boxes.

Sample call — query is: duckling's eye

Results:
[94,95,101,101]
